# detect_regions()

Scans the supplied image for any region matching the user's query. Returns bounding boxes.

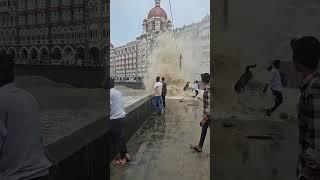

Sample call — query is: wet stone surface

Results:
[111,99,210,180]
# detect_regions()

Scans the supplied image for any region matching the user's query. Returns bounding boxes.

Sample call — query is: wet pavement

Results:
[111,99,210,180]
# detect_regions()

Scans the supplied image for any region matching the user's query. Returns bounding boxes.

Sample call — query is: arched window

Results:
[30,48,38,60]
[51,48,62,60]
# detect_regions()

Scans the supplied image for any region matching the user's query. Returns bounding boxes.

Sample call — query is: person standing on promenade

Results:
[110,79,131,164]
[153,76,163,114]
[190,73,211,152]
[0,54,51,180]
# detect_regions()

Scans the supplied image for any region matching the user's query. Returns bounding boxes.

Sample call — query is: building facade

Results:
[0,0,109,66]
[110,1,210,82]
[110,0,172,82]
[199,15,210,77]
[174,14,210,79]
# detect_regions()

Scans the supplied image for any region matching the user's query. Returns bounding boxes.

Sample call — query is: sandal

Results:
[190,144,202,152]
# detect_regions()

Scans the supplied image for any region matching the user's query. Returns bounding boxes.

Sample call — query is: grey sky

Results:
[111,0,210,47]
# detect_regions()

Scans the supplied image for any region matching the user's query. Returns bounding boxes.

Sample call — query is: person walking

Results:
[262,60,283,116]
[0,54,51,180]
[153,76,163,114]
[109,79,131,164]
[190,73,210,152]
[193,80,199,98]
[161,77,167,109]
[290,36,320,180]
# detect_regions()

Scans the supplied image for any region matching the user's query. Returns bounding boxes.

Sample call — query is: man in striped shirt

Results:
[191,73,210,152]
[291,36,320,180]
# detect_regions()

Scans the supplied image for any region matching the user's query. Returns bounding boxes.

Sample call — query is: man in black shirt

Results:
[234,64,257,93]
[161,77,167,109]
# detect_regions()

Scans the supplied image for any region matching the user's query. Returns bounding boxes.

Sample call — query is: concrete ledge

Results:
[15,64,106,88]
[123,95,152,142]
[45,117,111,180]
[44,96,153,179]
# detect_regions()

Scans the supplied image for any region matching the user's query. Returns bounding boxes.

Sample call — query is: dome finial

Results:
[155,0,161,7]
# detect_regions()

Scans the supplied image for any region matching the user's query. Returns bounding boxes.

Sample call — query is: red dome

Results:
[147,6,167,19]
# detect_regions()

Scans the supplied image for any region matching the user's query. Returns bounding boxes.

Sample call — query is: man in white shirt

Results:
[263,60,283,116]
[153,76,163,114]
[109,79,131,164]
[0,54,51,180]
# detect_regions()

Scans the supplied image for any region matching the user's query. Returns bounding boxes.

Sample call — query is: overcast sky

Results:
[111,0,210,47]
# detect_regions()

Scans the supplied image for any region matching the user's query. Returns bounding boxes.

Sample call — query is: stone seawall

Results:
[115,82,145,89]
[15,64,106,88]
[44,96,152,180]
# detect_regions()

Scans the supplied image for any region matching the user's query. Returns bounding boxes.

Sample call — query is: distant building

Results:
[0,0,109,66]
[110,0,210,82]
[110,0,172,82]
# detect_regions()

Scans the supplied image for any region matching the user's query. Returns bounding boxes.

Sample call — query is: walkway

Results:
[111,98,210,180]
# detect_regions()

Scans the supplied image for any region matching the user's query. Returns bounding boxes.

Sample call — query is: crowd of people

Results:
[109,73,211,164]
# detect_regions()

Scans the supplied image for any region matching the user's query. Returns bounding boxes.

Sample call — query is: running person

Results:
[193,81,199,98]
[234,64,257,93]
[263,60,283,116]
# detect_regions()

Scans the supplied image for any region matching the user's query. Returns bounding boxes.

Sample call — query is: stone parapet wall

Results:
[44,96,152,179]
